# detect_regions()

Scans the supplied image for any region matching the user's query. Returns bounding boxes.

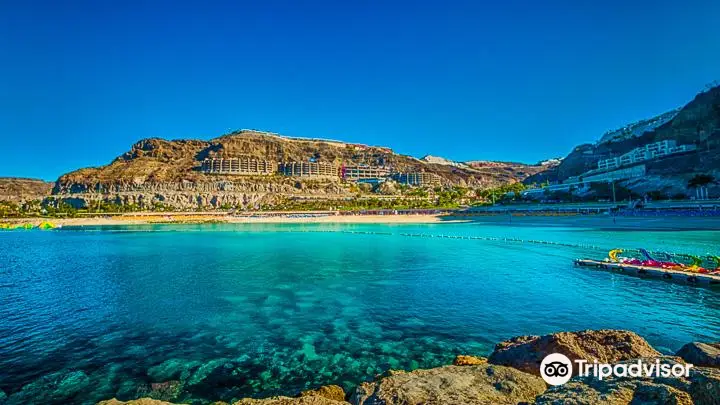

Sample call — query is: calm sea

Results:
[1,221,719,404]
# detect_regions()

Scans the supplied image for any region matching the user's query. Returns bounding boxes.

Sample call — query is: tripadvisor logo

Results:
[540,353,573,385]
[540,353,694,386]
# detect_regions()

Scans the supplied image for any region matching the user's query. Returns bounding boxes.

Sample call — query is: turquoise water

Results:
[1,221,719,404]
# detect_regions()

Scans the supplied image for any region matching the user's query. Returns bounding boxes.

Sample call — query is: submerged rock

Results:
[148,359,201,382]
[135,380,183,402]
[453,355,487,366]
[488,329,660,376]
[350,363,546,405]
[676,342,720,368]
[9,370,91,403]
[299,385,346,402]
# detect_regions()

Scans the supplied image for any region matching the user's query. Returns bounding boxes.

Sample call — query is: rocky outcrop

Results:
[535,379,694,404]
[299,385,346,402]
[48,178,351,210]
[452,355,487,366]
[98,399,179,405]
[234,396,348,404]
[349,363,546,405]
[535,356,720,405]
[44,130,546,210]
[488,329,661,376]
[676,342,720,368]
[92,332,720,405]
[0,177,53,202]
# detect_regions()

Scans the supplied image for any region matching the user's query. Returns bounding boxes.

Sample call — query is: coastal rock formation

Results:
[676,342,720,368]
[535,356,720,405]
[299,385,346,402]
[90,332,720,405]
[234,396,348,404]
[452,355,487,366]
[98,399,178,405]
[45,130,545,210]
[349,363,546,405]
[488,329,661,376]
[688,366,720,404]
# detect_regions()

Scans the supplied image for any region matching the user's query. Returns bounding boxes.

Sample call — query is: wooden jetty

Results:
[574,259,720,288]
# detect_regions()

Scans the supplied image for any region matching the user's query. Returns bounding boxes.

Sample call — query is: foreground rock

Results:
[99,397,347,405]
[453,355,487,366]
[94,332,720,405]
[299,385,346,402]
[488,329,661,376]
[235,396,347,404]
[98,399,178,405]
[535,356,720,405]
[350,363,546,405]
[676,342,720,368]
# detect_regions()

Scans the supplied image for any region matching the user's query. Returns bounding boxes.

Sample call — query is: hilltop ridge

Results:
[524,84,720,198]
[44,130,546,210]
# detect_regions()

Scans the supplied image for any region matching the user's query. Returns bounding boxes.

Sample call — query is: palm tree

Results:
[688,174,716,188]
[688,174,716,200]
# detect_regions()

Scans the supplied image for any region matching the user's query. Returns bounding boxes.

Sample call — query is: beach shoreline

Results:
[3,210,720,230]
[2,213,460,227]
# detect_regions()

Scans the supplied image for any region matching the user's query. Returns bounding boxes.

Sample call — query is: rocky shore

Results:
[90,329,720,405]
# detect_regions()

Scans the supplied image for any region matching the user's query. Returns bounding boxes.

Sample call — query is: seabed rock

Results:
[148,359,201,382]
[136,380,183,402]
[488,329,661,376]
[676,342,720,368]
[9,370,91,403]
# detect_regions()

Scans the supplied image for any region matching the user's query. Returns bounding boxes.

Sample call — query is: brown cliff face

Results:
[0,178,54,202]
[51,130,543,209]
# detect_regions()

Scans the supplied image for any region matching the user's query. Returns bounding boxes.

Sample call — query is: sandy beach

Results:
[4,211,720,230]
[1,212,458,227]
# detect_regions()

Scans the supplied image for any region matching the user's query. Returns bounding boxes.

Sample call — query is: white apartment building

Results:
[596,140,692,170]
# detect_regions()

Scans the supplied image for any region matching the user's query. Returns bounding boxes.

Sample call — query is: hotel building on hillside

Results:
[391,172,442,187]
[597,140,697,171]
[341,164,391,181]
[278,161,339,178]
[201,157,275,175]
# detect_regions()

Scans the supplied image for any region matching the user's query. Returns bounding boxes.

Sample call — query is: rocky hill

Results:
[51,130,545,210]
[0,178,53,203]
[597,108,681,144]
[525,85,720,197]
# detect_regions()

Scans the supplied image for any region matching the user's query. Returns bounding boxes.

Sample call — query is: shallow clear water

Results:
[1,221,719,404]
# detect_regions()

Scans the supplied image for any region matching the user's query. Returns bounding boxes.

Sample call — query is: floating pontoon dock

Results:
[574,259,720,287]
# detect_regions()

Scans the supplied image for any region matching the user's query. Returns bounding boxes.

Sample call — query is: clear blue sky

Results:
[1,0,719,180]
